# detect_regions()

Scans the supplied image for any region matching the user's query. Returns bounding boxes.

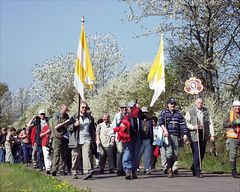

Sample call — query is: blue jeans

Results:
[0,147,5,163]
[22,143,32,164]
[138,139,152,170]
[122,134,141,172]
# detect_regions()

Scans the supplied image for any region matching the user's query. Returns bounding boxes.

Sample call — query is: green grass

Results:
[0,164,90,192]
[178,140,240,173]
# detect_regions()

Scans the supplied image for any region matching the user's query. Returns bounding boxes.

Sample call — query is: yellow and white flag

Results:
[147,36,165,107]
[74,22,95,100]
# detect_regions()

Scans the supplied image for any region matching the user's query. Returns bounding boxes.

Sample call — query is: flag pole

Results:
[78,94,81,120]
[77,16,85,120]
[161,32,167,126]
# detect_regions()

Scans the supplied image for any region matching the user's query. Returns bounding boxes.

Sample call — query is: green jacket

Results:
[185,107,214,142]
[50,112,69,139]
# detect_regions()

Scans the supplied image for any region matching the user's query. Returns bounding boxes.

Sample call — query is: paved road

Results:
[59,169,240,192]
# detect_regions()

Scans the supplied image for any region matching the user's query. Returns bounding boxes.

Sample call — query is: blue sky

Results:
[0,0,161,91]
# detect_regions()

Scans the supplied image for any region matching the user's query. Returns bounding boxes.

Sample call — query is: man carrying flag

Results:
[70,17,96,180]
[148,35,165,107]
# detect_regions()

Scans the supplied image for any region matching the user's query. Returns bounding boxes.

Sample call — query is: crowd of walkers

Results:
[0,98,239,180]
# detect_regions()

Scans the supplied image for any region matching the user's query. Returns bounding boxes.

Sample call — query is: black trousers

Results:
[190,131,206,174]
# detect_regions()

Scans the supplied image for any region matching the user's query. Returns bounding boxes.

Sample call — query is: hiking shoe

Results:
[163,169,168,174]
[117,170,125,176]
[46,170,51,175]
[99,169,104,174]
[51,171,57,176]
[72,174,78,179]
[125,172,132,180]
[145,169,151,175]
[196,173,203,178]
[83,170,93,180]
[232,170,238,178]
[168,169,173,178]
[131,170,138,179]
[60,171,67,176]
[191,166,196,176]
[132,174,138,179]
[173,169,178,175]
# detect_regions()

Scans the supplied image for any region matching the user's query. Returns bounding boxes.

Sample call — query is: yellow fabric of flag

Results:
[147,36,165,107]
[74,23,95,100]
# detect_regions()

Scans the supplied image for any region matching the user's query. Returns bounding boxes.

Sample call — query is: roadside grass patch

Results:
[0,163,90,192]
[179,140,240,173]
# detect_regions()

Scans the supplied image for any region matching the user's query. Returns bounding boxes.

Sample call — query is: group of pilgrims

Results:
[0,98,239,180]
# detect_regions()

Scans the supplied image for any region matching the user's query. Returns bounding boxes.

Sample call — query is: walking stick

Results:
[196,126,202,171]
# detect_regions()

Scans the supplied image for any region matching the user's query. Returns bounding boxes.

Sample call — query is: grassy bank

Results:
[0,164,90,192]
[179,139,240,173]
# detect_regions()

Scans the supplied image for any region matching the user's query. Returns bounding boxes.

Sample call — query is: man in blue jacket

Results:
[159,98,189,178]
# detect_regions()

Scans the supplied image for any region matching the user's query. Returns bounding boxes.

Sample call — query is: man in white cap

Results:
[223,100,240,178]
[27,109,48,171]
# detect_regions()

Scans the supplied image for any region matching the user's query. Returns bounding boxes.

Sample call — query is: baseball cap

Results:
[141,106,148,113]
[233,100,240,106]
[38,109,45,114]
[127,101,135,108]
[119,101,127,108]
[167,98,176,105]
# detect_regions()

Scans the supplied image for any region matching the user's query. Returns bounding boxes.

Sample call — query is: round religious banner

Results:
[184,77,204,95]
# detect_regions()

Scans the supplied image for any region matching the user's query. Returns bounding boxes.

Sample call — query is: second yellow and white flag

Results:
[148,36,165,107]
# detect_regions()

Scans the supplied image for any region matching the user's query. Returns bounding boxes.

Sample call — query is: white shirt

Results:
[78,116,91,145]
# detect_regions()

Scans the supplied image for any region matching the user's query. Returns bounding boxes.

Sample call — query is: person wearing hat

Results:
[27,109,48,171]
[159,98,189,178]
[111,101,127,176]
[137,106,153,175]
[185,98,215,178]
[223,100,240,178]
